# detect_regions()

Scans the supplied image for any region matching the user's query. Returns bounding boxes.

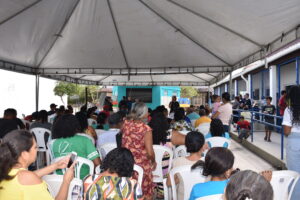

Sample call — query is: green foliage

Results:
[53,81,100,105]
[180,86,198,98]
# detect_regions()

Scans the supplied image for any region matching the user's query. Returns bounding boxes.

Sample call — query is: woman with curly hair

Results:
[84,148,143,200]
[282,85,300,200]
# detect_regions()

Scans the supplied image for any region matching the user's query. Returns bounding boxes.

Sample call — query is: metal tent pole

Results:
[229,72,233,98]
[85,87,88,106]
[35,74,40,112]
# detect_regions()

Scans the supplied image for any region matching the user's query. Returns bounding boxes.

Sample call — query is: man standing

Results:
[169,96,180,114]
[243,93,252,110]
[47,103,57,115]
[278,90,287,116]
[262,96,276,142]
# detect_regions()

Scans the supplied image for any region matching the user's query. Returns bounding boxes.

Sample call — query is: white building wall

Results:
[0,69,67,117]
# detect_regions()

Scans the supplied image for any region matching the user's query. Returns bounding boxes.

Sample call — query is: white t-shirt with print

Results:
[282,108,300,133]
[217,103,232,125]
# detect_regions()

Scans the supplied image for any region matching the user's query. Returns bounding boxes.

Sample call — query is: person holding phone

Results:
[51,114,101,179]
[0,130,75,200]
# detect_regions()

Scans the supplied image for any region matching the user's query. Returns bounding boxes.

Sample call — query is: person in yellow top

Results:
[0,130,75,200]
[194,108,212,128]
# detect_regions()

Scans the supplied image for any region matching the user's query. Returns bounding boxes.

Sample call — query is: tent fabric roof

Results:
[0,0,299,86]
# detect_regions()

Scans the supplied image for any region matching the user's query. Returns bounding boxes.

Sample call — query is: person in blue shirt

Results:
[205,119,230,148]
[189,147,235,200]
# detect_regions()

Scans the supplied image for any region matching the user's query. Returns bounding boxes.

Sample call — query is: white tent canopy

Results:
[0,0,299,86]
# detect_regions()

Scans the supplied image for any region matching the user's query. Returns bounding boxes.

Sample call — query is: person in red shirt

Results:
[237,116,251,142]
[278,90,287,116]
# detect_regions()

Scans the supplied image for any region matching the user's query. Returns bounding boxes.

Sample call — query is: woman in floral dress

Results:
[122,102,156,200]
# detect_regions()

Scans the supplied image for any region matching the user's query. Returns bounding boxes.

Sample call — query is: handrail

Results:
[232,109,284,160]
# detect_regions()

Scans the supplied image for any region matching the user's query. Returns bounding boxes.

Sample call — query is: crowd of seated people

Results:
[0,93,297,200]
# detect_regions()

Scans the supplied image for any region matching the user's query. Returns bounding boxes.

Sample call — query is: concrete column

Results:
[248,74,252,98]
[269,65,277,105]
[234,80,238,96]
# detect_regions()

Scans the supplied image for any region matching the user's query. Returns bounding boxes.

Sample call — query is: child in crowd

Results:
[189,147,235,200]
[236,116,251,142]
[211,95,221,115]
[262,96,276,142]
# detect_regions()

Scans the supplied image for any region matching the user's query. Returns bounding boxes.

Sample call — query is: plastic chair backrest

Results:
[174,145,189,158]
[46,139,56,165]
[206,137,231,148]
[133,164,144,187]
[152,145,173,183]
[97,142,117,160]
[43,174,83,200]
[270,170,300,200]
[170,165,206,200]
[196,123,210,135]
[77,133,95,145]
[52,156,94,179]
[30,128,51,151]
[196,194,223,200]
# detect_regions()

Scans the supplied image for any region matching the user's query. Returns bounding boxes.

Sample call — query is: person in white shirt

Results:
[282,85,300,200]
[96,112,124,148]
[212,92,232,132]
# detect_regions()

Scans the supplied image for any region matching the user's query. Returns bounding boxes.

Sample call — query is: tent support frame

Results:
[167,0,262,47]
[0,0,42,26]
[138,0,231,66]
[107,0,131,81]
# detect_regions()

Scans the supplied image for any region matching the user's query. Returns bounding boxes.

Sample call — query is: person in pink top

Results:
[212,95,221,115]
[278,90,287,116]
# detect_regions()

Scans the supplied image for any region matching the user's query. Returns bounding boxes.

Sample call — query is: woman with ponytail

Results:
[282,85,300,200]
[0,130,75,200]
[189,147,235,200]
[225,170,273,200]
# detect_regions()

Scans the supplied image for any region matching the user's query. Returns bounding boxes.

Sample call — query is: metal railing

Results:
[232,109,284,160]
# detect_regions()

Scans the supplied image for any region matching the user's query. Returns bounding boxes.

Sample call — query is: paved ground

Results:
[232,129,287,162]
[229,140,275,172]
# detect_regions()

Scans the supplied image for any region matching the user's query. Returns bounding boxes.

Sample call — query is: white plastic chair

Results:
[77,133,95,145]
[43,174,83,200]
[134,164,144,187]
[196,194,223,200]
[195,122,210,135]
[31,128,51,168]
[52,156,94,179]
[97,142,117,160]
[46,139,56,165]
[170,165,206,200]
[206,137,231,148]
[270,170,300,200]
[174,145,189,158]
[152,145,173,183]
